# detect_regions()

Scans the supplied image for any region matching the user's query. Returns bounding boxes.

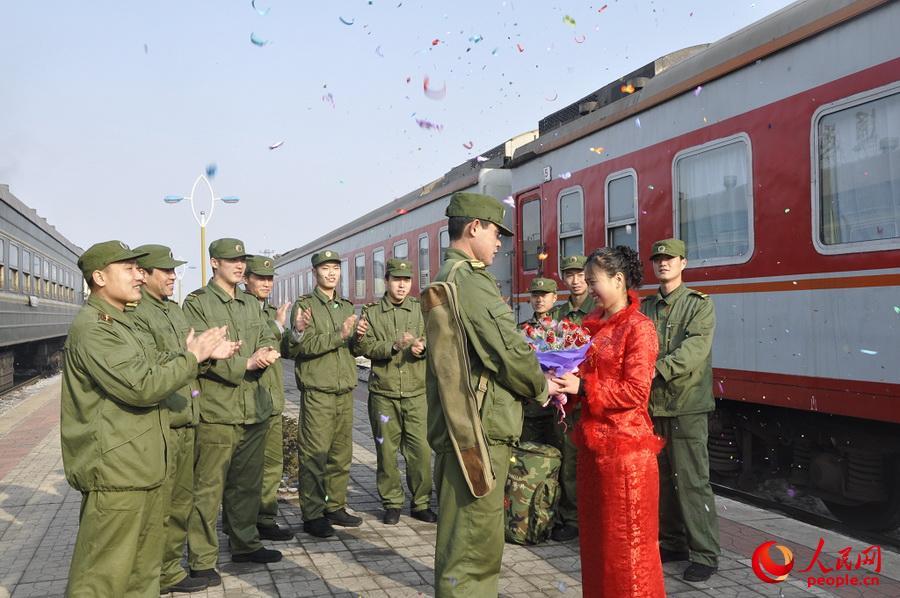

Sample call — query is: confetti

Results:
[395,208,408,215]
[545,92,558,102]
[475,155,489,162]
[322,93,335,108]
[448,577,458,587]
[491,47,499,55]
[339,16,355,25]
[516,43,525,53]
[538,252,548,261]
[589,147,604,154]
[379,414,390,423]
[375,45,384,57]
[191,390,200,398]
[205,163,217,178]
[647,184,655,190]
[143,43,149,54]
[787,487,797,498]
[625,224,632,234]
[556,581,568,592]
[376,436,384,444]
[704,504,710,512]
[563,15,576,27]
[250,33,270,47]
[558,172,572,180]
[598,4,608,12]
[423,76,447,100]
[503,196,515,207]
[468,34,483,43]
[634,117,641,128]
[251,0,270,16]
[415,118,443,131]
[510,456,516,463]
[621,83,635,94]
[431,38,441,46]
[462,141,474,149]
[893,306,900,314]
[860,349,878,355]
[268,140,285,150]
[694,85,703,96]
[574,34,586,44]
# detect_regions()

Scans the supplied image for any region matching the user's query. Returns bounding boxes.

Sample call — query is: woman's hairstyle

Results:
[585,245,643,290]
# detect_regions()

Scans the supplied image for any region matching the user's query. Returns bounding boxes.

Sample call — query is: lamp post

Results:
[164,174,240,285]
[174,262,196,304]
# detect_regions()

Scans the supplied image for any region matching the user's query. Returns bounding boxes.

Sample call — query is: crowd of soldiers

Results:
[60,192,720,597]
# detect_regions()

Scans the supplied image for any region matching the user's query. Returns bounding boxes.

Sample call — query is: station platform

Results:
[0,373,896,597]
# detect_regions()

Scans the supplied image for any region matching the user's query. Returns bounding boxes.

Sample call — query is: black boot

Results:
[383,508,401,525]
[257,523,294,541]
[232,547,283,563]
[325,508,362,527]
[303,517,335,538]
[161,574,208,594]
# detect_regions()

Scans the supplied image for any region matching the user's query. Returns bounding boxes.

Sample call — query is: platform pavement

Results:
[0,370,897,597]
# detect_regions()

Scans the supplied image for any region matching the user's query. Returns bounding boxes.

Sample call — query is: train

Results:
[0,184,83,391]
[275,0,900,530]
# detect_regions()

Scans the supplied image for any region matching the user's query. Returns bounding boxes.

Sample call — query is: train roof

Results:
[0,184,82,258]
[511,0,888,165]
[276,130,536,266]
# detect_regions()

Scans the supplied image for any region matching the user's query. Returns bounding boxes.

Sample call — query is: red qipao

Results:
[571,290,665,598]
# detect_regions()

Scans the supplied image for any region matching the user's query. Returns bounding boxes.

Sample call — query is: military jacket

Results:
[551,293,596,326]
[130,288,200,428]
[352,295,426,399]
[426,248,547,453]
[257,296,286,415]
[283,287,357,394]
[182,280,276,425]
[640,284,716,416]
[61,295,199,492]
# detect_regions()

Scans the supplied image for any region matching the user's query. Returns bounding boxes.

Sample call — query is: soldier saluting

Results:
[353,258,436,526]
[61,241,235,597]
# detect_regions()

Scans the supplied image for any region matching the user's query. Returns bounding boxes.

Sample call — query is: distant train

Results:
[0,184,83,390]
[275,0,900,530]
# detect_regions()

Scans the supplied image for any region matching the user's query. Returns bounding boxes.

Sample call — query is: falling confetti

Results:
[423,76,447,100]
[625,224,632,234]
[431,38,441,46]
[339,16,355,25]
[268,140,285,150]
[462,141,474,149]
[860,349,878,355]
[598,4,608,12]
[503,196,515,207]
[538,252,549,261]
[322,93,335,108]
[621,83,635,94]
[704,504,710,512]
[376,436,384,444]
[375,45,384,57]
[574,34,586,44]
[516,43,525,53]
[379,414,390,423]
[545,92,558,102]
[143,43,149,54]
[251,0,270,16]
[250,33,270,47]
[634,117,641,128]
[694,85,703,96]
[491,47,499,55]
[589,147,604,154]
[787,487,797,498]
[191,390,200,398]
[510,456,516,463]
[205,163,218,178]
[415,118,443,131]
[893,306,900,314]
[558,172,572,180]
[396,208,408,215]
[475,155,489,162]
[563,15,576,27]
[468,34,483,43]
[784,208,791,213]
[647,184,655,190]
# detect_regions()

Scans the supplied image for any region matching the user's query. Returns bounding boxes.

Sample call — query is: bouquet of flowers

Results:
[520,316,592,426]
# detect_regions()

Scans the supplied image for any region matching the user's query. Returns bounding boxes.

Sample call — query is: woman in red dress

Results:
[553,246,665,598]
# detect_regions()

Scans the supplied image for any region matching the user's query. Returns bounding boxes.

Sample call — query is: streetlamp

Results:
[164,173,240,285]
[174,261,196,304]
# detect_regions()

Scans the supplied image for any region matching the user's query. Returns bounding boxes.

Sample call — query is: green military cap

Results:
[560,254,588,272]
[311,249,341,267]
[78,240,149,281]
[246,255,275,276]
[445,192,514,236]
[209,238,250,259]
[650,238,686,258]
[528,277,558,293]
[385,258,412,278]
[133,244,186,270]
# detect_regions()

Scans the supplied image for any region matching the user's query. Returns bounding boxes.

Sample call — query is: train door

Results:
[516,189,543,322]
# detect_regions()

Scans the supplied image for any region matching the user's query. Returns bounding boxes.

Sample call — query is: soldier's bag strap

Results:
[421,259,496,499]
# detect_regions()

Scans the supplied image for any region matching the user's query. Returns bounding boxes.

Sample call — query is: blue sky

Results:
[1,0,794,291]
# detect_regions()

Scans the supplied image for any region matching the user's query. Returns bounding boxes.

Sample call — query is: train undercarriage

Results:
[0,338,64,393]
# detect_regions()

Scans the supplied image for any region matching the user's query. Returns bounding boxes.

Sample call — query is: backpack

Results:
[505,441,562,545]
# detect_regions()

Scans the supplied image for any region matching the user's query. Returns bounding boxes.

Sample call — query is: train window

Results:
[418,234,430,289]
[521,198,542,271]
[813,85,900,254]
[4,242,12,292]
[373,248,385,297]
[439,228,449,263]
[605,170,638,252]
[558,188,584,265]
[51,264,58,298]
[21,249,30,293]
[340,259,349,299]
[393,240,408,260]
[355,254,366,298]
[0,239,4,290]
[674,134,753,265]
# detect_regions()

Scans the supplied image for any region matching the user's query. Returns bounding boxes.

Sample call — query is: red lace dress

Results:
[570,291,665,597]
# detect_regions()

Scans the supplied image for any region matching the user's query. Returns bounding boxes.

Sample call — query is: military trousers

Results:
[367,392,433,510]
[520,407,580,528]
[653,413,720,566]
[160,425,195,588]
[433,443,511,598]
[298,389,354,520]
[258,414,284,528]
[67,486,164,597]
[188,420,266,570]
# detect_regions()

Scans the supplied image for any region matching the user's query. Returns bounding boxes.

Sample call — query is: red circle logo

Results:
[752,541,794,583]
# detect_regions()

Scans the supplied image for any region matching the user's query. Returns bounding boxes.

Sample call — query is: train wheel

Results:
[823,459,900,531]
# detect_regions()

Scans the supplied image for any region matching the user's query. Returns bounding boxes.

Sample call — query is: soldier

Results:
[61,241,233,596]
[283,250,361,538]
[243,255,294,541]
[129,245,208,594]
[519,277,559,448]
[183,238,284,586]
[546,254,596,542]
[352,258,436,525]
[427,192,553,597]
[640,238,720,582]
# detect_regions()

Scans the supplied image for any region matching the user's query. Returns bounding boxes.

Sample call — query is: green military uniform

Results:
[182,239,276,570]
[640,238,720,568]
[352,259,432,514]
[128,245,200,590]
[62,241,200,597]
[427,193,548,597]
[244,255,288,530]
[282,250,359,522]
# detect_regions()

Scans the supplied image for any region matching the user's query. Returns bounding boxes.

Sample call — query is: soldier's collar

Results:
[381,295,411,311]
[313,286,338,304]
[140,287,170,309]
[208,279,244,303]
[87,294,132,326]
[658,283,687,303]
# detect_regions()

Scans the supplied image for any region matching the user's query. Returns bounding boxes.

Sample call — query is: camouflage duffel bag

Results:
[504,441,562,545]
